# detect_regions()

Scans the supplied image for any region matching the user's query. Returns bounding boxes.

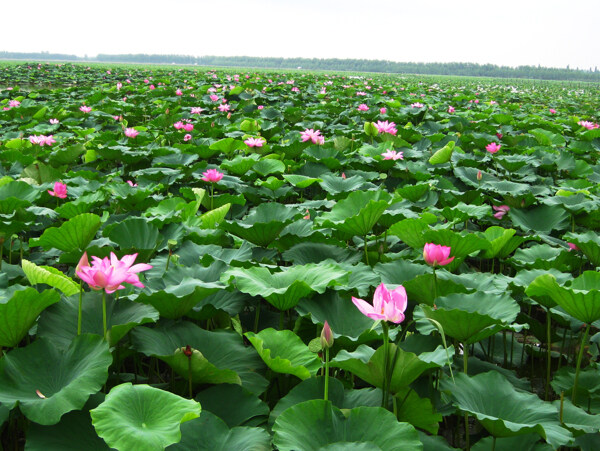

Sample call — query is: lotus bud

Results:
[320,321,334,349]
[477,170,482,181]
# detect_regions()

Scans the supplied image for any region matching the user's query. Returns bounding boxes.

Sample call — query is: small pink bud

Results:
[320,321,334,349]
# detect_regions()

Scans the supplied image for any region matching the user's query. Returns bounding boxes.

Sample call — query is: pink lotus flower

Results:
[291,87,299,92]
[191,107,204,114]
[202,169,224,183]
[29,134,56,146]
[374,120,397,135]
[423,243,454,267]
[301,129,324,145]
[244,137,265,147]
[493,205,510,219]
[8,100,20,107]
[144,79,150,84]
[126,180,137,187]
[351,283,408,323]
[496,133,503,140]
[357,104,369,111]
[149,85,155,90]
[320,321,334,348]
[124,128,139,138]
[486,142,501,154]
[380,107,387,114]
[79,105,92,113]
[218,104,230,112]
[49,118,59,124]
[411,102,424,108]
[76,252,152,293]
[568,242,580,252]
[258,105,264,110]
[175,89,183,96]
[381,149,403,160]
[183,123,194,132]
[448,106,455,113]
[116,82,122,90]
[209,94,219,102]
[173,121,184,130]
[549,108,556,114]
[184,133,192,142]
[578,120,598,130]
[48,181,67,199]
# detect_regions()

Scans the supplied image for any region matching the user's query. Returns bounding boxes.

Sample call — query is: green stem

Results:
[102,290,107,340]
[572,324,591,406]
[392,395,398,419]
[279,309,285,331]
[491,436,496,451]
[77,281,83,335]
[432,267,438,304]
[210,184,214,211]
[188,356,193,399]
[463,341,470,450]
[364,235,369,265]
[381,322,390,409]
[545,307,552,401]
[463,342,468,374]
[254,301,261,333]
[324,347,330,401]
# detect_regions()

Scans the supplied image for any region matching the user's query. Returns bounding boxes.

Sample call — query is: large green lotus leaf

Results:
[395,386,442,435]
[37,291,159,348]
[221,263,348,311]
[282,242,361,265]
[319,173,369,196]
[198,203,230,229]
[296,291,381,341]
[484,180,534,196]
[282,174,322,188]
[195,384,269,428]
[396,183,430,202]
[419,432,461,451]
[441,372,572,448]
[316,190,392,237]
[209,137,246,155]
[21,259,79,296]
[91,383,201,451]
[331,343,448,393]
[177,241,254,266]
[525,272,600,323]
[0,335,111,425]
[429,140,455,164]
[220,154,260,176]
[417,292,520,343]
[252,158,285,176]
[132,321,267,392]
[136,261,227,319]
[553,399,600,436]
[221,202,300,247]
[374,259,430,285]
[105,216,160,252]
[273,400,422,451]
[332,262,380,298]
[551,366,600,404]
[422,228,490,259]
[29,213,101,252]
[0,180,39,203]
[509,205,570,235]
[440,203,491,223]
[529,128,566,146]
[168,411,272,451]
[270,376,346,426]
[481,226,525,259]
[0,403,11,427]
[26,402,110,450]
[403,273,470,306]
[471,434,547,451]
[563,231,600,266]
[0,286,60,347]
[245,328,322,380]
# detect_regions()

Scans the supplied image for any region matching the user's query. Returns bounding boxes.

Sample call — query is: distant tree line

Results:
[1,51,599,82]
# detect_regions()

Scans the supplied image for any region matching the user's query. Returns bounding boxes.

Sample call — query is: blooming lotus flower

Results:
[300,128,324,145]
[209,94,219,102]
[126,180,137,187]
[578,120,598,130]
[175,89,183,96]
[568,242,580,252]
[184,133,192,142]
[493,205,510,219]
[411,102,424,108]
[149,85,155,90]
[183,123,194,132]
[486,142,501,154]
[79,105,92,113]
[352,283,407,323]
[49,118,59,124]
[423,243,454,267]
[244,137,265,147]
[202,169,224,183]
[381,149,403,160]
[380,107,387,114]
[8,100,20,107]
[257,105,264,110]
[124,128,139,138]
[173,121,184,130]
[116,82,122,90]
[76,252,152,293]
[218,104,230,112]
[48,181,67,199]
[374,120,397,135]
[357,104,369,111]
[191,107,204,114]
[29,134,56,146]
[549,108,556,114]
[448,105,455,113]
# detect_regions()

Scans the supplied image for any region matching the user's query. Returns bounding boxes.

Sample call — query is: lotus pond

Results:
[1,62,600,450]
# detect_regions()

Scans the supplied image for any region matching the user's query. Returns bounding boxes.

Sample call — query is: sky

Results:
[4,0,600,70]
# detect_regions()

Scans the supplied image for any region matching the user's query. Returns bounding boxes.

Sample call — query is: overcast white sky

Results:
[4,0,599,69]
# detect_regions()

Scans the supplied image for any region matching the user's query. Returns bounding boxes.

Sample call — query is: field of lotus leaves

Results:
[1,62,600,450]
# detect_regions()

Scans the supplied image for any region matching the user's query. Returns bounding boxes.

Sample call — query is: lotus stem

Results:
[463,342,468,374]
[381,321,390,409]
[210,184,214,211]
[77,281,83,336]
[323,347,330,401]
[432,267,438,304]
[545,307,552,401]
[572,323,590,406]
[491,436,496,451]
[463,341,470,451]
[188,356,193,399]
[254,301,261,333]
[364,235,369,266]
[102,290,107,340]
[279,309,285,331]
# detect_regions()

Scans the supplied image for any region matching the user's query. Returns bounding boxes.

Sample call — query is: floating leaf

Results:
[30,213,101,252]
